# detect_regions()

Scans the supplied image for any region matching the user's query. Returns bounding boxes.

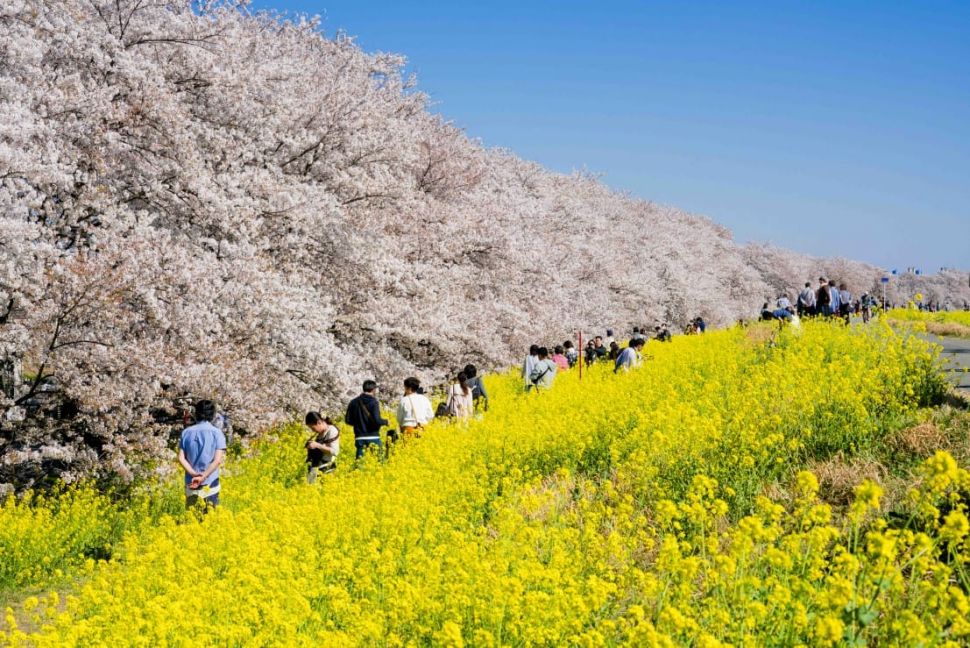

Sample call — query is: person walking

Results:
[614,338,646,373]
[839,283,852,323]
[304,412,339,483]
[445,371,474,419]
[463,364,489,413]
[816,277,831,316]
[395,377,434,441]
[522,345,539,393]
[178,399,227,509]
[345,380,387,459]
[828,280,841,318]
[563,340,579,368]
[551,345,569,371]
[860,293,874,323]
[797,282,816,317]
[529,347,557,391]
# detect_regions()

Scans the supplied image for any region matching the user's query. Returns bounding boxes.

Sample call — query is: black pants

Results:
[307,460,336,483]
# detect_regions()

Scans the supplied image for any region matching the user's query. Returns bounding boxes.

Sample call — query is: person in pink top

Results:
[551,345,570,371]
[445,371,474,420]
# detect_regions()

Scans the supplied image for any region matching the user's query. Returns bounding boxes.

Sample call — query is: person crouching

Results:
[305,411,340,483]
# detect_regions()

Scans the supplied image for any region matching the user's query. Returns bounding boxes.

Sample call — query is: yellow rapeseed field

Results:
[886,308,970,329]
[3,321,967,646]
[886,307,970,340]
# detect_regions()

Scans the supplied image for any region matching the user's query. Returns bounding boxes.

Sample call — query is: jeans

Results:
[355,438,382,459]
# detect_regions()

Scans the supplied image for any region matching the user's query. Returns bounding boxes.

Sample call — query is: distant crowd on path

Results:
[760,277,881,325]
[911,299,970,312]
[175,321,693,505]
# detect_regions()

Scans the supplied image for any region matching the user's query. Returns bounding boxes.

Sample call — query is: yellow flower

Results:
[814,615,845,645]
[941,510,970,545]
[1,320,954,645]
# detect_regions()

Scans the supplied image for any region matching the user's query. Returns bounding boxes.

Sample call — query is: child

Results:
[305,412,340,483]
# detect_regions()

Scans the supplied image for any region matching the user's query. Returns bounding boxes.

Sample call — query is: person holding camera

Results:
[304,412,339,483]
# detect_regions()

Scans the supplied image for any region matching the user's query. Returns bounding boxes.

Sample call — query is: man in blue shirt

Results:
[828,280,841,317]
[178,399,227,508]
[614,338,646,373]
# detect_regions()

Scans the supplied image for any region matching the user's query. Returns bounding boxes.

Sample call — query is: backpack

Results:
[435,401,450,418]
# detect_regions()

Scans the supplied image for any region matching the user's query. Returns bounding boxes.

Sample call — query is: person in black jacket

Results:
[816,277,831,316]
[345,380,387,459]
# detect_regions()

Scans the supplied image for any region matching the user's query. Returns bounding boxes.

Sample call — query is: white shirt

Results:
[523,354,538,389]
[396,393,434,428]
[529,359,557,390]
[320,424,340,457]
[614,347,641,371]
[777,296,791,309]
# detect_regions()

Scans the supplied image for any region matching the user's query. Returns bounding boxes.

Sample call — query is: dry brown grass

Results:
[808,455,888,507]
[887,318,970,339]
[744,325,776,346]
[760,480,790,504]
[925,321,970,338]
[889,421,950,456]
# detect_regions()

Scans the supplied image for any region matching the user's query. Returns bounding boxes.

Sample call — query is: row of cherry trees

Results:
[2,1,966,487]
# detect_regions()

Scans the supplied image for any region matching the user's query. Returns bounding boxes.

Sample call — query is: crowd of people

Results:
[175,323,686,508]
[175,281,970,508]
[761,277,881,325]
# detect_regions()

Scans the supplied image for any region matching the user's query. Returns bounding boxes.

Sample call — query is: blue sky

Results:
[253,0,970,272]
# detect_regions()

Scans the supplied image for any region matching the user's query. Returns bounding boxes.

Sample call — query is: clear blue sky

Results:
[253,0,970,272]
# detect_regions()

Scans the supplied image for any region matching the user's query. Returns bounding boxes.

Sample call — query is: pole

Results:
[578,330,583,382]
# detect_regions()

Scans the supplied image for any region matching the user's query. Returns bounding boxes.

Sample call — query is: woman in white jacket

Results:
[395,376,434,440]
[446,371,474,420]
